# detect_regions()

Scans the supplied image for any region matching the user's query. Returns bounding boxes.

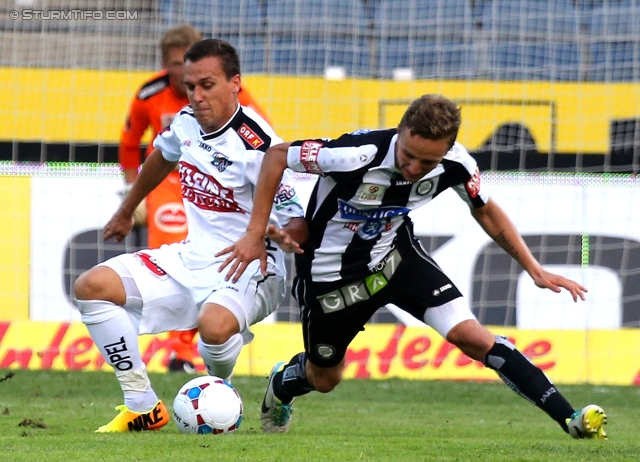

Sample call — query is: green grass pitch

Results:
[1,369,639,461]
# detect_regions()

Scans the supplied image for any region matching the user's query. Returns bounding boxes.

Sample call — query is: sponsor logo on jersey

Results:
[154,202,187,234]
[432,283,452,296]
[300,140,324,175]
[182,139,191,147]
[274,184,299,210]
[393,178,412,186]
[179,161,244,213]
[135,251,168,278]
[211,152,233,172]
[316,249,401,313]
[199,141,212,152]
[338,199,409,221]
[238,123,264,148]
[356,183,386,202]
[416,179,434,195]
[465,167,481,198]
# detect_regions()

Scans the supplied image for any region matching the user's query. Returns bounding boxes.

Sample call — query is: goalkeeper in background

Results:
[119,24,270,374]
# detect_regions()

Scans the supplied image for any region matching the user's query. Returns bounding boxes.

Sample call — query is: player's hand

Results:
[103,210,135,243]
[216,231,268,283]
[531,269,588,302]
[266,224,304,254]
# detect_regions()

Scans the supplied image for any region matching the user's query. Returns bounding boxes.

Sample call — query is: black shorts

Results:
[292,224,463,368]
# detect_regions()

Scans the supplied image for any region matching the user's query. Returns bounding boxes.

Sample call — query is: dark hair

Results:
[183,39,241,80]
[398,94,461,148]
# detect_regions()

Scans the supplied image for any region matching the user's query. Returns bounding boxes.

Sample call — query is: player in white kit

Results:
[73,39,306,433]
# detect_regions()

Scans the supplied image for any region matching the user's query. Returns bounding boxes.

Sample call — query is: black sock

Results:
[483,336,575,432]
[273,352,314,404]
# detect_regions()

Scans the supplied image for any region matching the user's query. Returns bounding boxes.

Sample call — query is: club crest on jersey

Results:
[211,152,233,172]
[316,344,336,359]
[344,219,392,240]
[238,123,264,149]
[416,179,434,195]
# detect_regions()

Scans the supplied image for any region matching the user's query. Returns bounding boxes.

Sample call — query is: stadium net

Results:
[1,0,639,329]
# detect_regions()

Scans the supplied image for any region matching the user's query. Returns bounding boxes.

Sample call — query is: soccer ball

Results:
[172,376,243,435]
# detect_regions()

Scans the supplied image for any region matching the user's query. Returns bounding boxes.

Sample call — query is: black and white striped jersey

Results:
[285,128,489,283]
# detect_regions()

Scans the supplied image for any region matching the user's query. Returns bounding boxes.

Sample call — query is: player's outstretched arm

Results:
[104,148,177,242]
[217,143,292,282]
[470,199,587,302]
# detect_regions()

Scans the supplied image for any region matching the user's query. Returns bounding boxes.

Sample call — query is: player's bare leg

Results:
[197,303,243,381]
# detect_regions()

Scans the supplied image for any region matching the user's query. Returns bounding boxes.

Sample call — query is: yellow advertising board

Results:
[0,177,30,320]
[2,67,639,154]
[1,321,640,386]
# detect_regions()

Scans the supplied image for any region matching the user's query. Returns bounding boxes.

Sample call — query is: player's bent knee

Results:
[308,363,343,393]
[198,328,234,346]
[446,319,495,361]
[73,266,125,305]
[311,374,341,393]
[198,304,240,345]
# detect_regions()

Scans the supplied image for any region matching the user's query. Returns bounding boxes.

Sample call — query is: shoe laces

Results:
[273,402,292,426]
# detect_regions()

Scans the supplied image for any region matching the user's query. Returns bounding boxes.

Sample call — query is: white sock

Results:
[116,366,159,412]
[197,334,243,380]
[77,299,155,412]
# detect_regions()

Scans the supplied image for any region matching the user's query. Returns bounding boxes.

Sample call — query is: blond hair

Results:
[160,24,202,62]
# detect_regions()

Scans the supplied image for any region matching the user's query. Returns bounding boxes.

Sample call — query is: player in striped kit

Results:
[74,39,306,432]
[220,94,607,439]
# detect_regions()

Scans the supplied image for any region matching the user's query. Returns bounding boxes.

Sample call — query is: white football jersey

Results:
[151,104,304,286]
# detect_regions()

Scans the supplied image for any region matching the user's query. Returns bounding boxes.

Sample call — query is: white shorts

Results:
[99,249,285,339]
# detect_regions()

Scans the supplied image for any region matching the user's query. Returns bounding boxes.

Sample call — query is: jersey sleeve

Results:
[447,143,490,208]
[118,96,149,170]
[152,117,183,162]
[246,150,304,227]
[286,135,378,176]
[270,168,305,227]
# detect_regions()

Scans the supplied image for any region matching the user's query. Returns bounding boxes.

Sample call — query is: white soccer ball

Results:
[172,376,243,435]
